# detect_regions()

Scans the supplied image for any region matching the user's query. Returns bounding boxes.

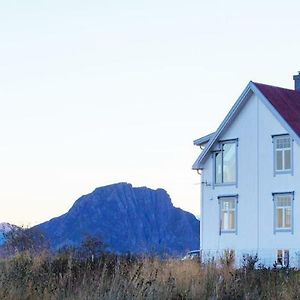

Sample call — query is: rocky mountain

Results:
[37,183,199,255]
[0,223,17,245]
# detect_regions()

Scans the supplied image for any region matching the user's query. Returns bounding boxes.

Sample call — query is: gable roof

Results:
[254,82,300,137]
[193,81,300,170]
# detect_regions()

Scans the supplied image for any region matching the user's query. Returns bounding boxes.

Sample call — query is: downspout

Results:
[198,169,204,253]
[257,96,260,254]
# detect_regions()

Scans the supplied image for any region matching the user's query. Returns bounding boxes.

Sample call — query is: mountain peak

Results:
[0,222,18,245]
[37,183,199,255]
[93,182,132,191]
[0,223,16,233]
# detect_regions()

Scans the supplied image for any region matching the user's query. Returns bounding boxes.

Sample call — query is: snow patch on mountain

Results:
[0,223,18,244]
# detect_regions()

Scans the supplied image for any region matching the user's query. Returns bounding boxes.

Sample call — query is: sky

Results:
[0,0,300,226]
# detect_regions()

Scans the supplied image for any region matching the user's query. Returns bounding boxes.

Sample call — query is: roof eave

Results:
[192,81,254,170]
[193,132,215,146]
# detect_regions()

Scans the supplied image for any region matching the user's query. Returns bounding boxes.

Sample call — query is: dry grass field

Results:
[0,249,300,300]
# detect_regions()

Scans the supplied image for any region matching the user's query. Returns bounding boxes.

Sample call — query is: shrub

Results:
[0,247,299,299]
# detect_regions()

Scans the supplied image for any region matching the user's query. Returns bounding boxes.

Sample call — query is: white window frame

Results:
[273,134,293,175]
[218,195,238,234]
[273,192,294,233]
[213,139,238,186]
[276,249,289,267]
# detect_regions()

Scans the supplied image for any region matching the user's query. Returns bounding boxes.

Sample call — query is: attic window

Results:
[214,141,237,185]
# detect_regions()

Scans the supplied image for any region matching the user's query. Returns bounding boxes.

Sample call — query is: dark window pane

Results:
[277,250,283,265]
[284,149,291,170]
[276,151,283,171]
[284,250,289,266]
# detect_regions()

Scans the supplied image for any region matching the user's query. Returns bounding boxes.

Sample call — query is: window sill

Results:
[274,170,293,176]
[274,228,292,233]
[214,183,237,187]
[221,230,236,234]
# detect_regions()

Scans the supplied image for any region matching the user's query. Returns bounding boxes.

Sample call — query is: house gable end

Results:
[192,81,300,170]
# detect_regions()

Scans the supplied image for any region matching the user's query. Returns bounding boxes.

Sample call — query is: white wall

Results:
[200,92,300,267]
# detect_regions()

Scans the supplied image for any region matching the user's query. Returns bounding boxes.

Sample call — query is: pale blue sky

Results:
[0,0,300,225]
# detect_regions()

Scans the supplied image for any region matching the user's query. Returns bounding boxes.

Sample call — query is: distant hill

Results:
[36,183,200,255]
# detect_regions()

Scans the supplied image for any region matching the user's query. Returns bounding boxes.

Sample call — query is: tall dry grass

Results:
[0,250,300,299]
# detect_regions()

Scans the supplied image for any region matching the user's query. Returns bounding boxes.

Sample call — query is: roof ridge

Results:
[253,82,300,94]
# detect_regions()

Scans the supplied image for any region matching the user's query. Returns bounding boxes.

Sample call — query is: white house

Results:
[193,73,300,267]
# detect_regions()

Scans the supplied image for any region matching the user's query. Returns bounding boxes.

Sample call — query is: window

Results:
[219,196,237,233]
[277,250,289,267]
[273,135,292,174]
[273,193,293,232]
[214,141,237,185]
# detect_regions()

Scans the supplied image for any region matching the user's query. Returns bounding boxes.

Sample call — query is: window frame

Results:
[272,134,293,176]
[213,139,238,187]
[276,249,289,267]
[273,192,294,234]
[218,195,238,235]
